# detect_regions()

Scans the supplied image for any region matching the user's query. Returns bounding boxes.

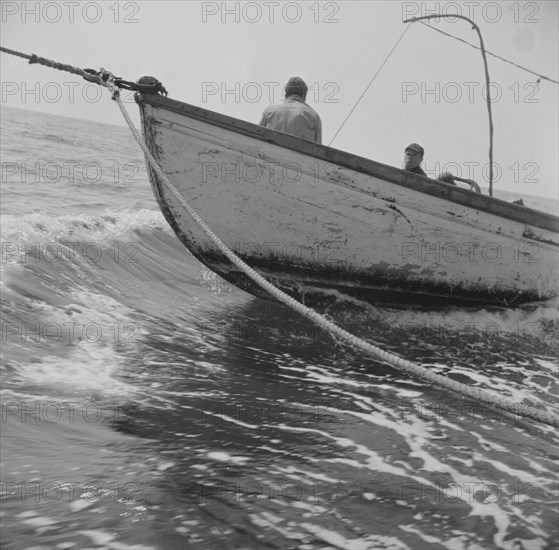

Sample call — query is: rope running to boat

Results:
[2,46,557,429]
[0,46,168,94]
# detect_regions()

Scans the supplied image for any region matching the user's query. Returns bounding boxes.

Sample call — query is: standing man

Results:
[404,143,426,176]
[259,77,322,144]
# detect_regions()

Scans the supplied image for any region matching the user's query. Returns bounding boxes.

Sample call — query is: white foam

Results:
[206,451,249,464]
[8,289,141,399]
[1,209,167,244]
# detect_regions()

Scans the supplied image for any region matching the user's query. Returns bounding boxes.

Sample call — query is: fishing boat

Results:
[136,90,559,307]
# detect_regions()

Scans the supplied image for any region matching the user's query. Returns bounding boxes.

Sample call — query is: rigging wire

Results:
[328,24,412,146]
[418,21,558,85]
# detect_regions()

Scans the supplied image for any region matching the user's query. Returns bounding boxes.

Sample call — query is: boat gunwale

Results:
[135,92,559,235]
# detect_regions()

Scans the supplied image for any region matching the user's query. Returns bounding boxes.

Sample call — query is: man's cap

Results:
[285,76,308,96]
[405,143,424,156]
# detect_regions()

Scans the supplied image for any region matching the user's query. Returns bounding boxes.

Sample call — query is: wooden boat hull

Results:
[136,93,559,306]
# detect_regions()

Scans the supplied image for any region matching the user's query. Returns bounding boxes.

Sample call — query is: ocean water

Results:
[1,105,558,550]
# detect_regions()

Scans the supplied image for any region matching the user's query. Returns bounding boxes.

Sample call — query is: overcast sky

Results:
[1,1,558,198]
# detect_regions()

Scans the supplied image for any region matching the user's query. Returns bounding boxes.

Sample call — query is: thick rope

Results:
[109,84,558,429]
[1,45,556,428]
[0,47,167,94]
[1,46,93,78]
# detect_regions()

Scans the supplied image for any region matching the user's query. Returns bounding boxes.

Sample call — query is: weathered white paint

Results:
[139,99,558,305]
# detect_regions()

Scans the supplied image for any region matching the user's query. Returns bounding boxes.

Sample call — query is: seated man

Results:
[438,171,481,193]
[404,143,426,176]
[259,77,322,144]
